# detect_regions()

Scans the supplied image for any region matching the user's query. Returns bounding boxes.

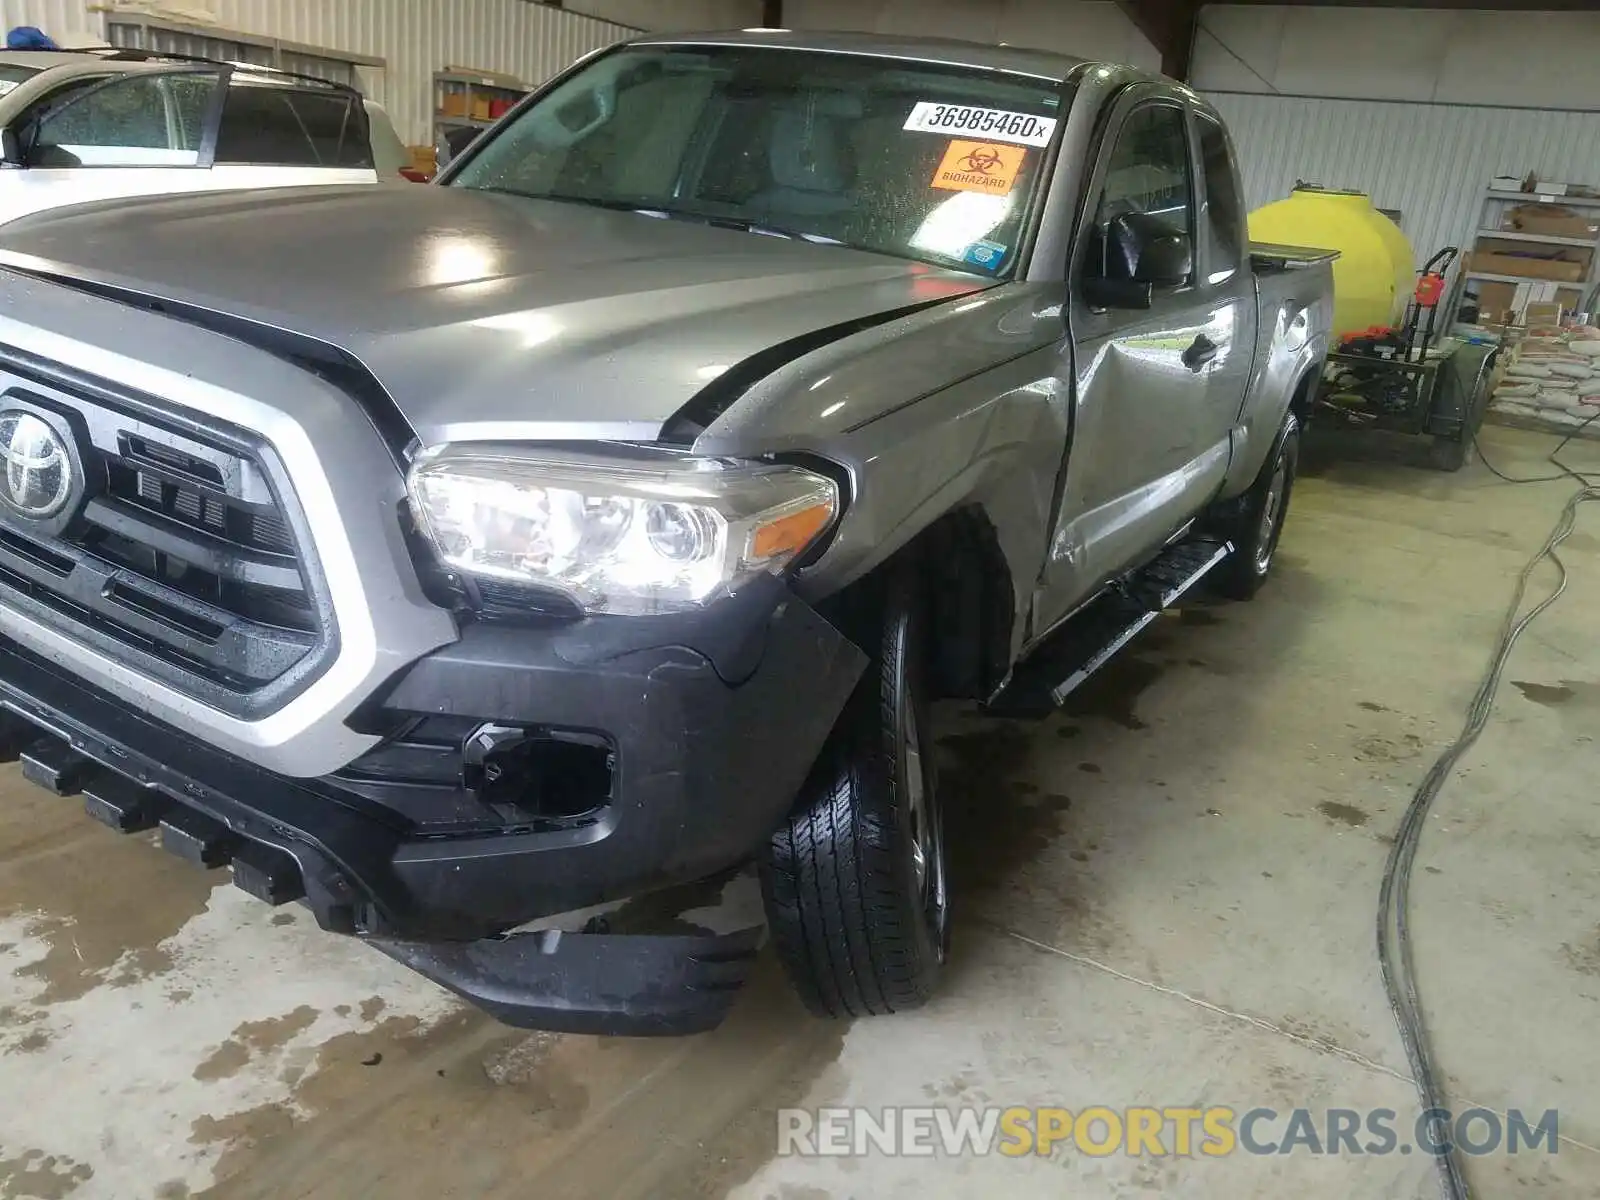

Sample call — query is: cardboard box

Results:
[471,95,493,122]
[439,91,468,118]
[1478,235,1593,276]
[1524,301,1568,327]
[1474,281,1512,323]
[408,145,437,179]
[1504,204,1600,242]
[1467,249,1585,282]
[1473,279,1583,324]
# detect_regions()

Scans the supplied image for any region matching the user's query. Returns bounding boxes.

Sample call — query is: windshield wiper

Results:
[683,214,845,246]
[470,189,849,249]
[470,187,664,216]
[545,192,668,215]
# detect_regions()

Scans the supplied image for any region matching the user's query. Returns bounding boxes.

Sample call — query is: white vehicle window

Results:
[0,65,41,97]
[214,81,372,168]
[31,71,218,168]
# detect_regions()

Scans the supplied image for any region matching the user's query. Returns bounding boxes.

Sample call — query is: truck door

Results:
[1033,87,1229,637]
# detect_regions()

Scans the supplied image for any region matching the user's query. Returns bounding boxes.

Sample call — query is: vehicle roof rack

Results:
[38,46,361,96]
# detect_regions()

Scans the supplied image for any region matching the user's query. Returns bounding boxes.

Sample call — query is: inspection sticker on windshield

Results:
[931,140,1028,196]
[904,102,1057,147]
[964,240,1010,270]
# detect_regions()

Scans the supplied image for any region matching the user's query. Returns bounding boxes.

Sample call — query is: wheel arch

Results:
[815,503,1016,704]
[1288,363,1318,426]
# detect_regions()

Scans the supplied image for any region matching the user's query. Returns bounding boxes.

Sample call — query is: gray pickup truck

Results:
[0,31,1332,1033]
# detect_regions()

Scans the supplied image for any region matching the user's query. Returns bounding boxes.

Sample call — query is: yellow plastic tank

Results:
[1248,187,1413,339]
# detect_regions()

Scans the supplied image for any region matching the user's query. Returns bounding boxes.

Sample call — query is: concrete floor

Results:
[3,425,1600,1199]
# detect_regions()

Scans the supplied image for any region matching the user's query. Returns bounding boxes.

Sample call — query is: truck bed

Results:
[1251,241,1341,273]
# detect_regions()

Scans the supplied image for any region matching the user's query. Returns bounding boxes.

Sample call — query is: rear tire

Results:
[760,571,949,1017]
[1428,435,1468,472]
[1213,411,1300,600]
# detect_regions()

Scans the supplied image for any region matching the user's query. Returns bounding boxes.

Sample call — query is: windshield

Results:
[448,45,1067,275]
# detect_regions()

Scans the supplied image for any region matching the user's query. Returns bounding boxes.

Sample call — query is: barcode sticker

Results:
[903,102,1057,147]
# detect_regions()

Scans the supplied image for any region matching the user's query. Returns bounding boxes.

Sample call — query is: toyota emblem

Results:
[0,411,74,519]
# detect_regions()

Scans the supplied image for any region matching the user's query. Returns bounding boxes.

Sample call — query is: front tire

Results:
[760,572,949,1017]
[1214,411,1300,600]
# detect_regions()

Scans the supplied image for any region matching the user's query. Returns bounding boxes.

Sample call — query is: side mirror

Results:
[1081,275,1154,310]
[0,127,23,167]
[1110,210,1192,286]
[1082,211,1192,309]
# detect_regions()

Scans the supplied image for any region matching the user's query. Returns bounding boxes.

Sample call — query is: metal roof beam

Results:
[1120,0,1203,79]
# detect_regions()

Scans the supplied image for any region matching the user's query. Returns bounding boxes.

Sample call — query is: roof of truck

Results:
[629,28,1091,83]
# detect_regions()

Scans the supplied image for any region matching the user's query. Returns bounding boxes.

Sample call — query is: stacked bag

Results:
[1491,326,1600,429]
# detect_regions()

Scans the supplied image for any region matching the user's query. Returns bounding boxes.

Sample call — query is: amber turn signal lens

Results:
[750,503,833,561]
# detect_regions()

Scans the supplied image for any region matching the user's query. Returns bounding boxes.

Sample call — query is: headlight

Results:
[407,446,840,615]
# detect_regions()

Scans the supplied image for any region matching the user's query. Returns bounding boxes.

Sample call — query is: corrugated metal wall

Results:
[784,0,1160,70]
[2,1,635,143]
[1207,90,1600,271]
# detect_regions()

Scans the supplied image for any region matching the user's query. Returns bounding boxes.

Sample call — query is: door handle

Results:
[1182,335,1219,371]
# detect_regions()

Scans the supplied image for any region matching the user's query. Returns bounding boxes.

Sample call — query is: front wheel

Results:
[760,572,948,1017]
[1213,411,1300,600]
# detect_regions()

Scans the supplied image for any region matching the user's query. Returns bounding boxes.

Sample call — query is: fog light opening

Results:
[463,725,614,822]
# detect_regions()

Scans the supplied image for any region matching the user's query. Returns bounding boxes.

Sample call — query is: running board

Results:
[987,539,1232,717]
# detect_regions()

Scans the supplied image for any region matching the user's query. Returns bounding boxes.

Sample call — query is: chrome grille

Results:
[0,369,330,714]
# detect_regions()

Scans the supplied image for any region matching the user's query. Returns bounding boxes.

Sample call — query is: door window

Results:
[1195,112,1244,283]
[0,65,42,97]
[31,72,216,167]
[1082,102,1194,286]
[214,82,371,168]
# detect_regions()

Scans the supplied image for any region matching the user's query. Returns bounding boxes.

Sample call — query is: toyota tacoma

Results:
[0,31,1333,1033]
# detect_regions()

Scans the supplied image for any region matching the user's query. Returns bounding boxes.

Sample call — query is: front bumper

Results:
[0,578,865,1032]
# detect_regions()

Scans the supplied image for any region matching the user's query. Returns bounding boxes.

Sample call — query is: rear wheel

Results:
[1213,411,1300,600]
[1428,434,1469,472]
[760,571,948,1017]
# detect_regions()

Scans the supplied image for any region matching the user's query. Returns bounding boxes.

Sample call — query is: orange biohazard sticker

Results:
[931,139,1027,196]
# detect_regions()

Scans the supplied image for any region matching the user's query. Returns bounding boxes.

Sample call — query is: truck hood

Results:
[0,185,987,445]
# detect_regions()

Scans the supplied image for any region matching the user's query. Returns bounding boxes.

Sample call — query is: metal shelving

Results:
[1475,227,1599,249]
[1485,188,1600,209]
[1454,186,1600,326]
[1464,269,1586,286]
[433,69,527,140]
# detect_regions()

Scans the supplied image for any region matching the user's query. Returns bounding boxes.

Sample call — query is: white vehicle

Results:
[0,49,412,225]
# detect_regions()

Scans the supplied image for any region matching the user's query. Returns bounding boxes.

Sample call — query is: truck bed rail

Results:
[1251,241,1341,273]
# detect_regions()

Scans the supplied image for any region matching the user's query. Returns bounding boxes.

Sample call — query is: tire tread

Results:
[761,575,941,1017]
